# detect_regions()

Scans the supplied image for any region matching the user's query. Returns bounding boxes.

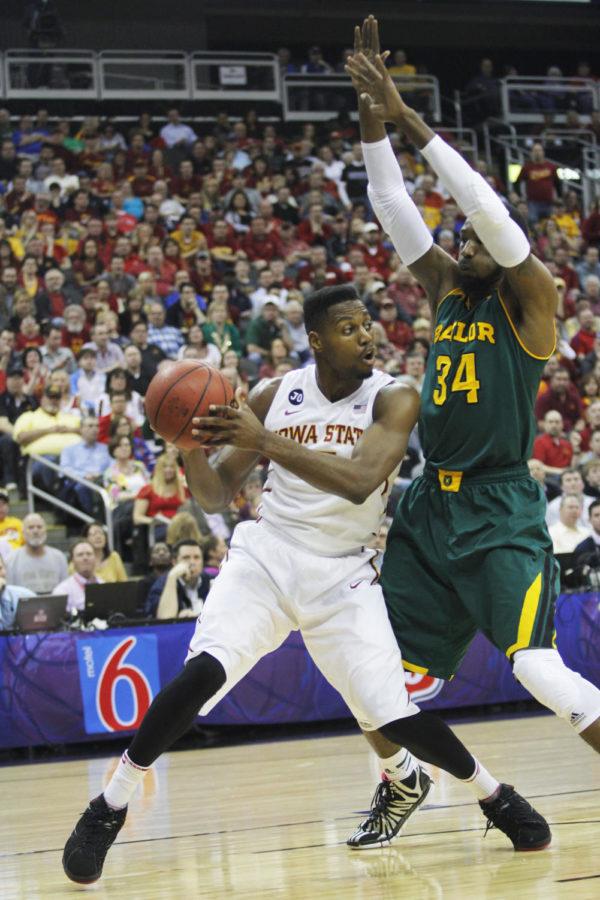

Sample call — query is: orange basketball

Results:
[144,360,234,450]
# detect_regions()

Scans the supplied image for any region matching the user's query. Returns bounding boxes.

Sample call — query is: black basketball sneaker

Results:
[62,794,127,883]
[479,784,551,851]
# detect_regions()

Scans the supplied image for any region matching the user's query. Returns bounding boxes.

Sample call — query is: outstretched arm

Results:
[181,378,281,513]
[192,383,420,505]
[347,36,557,354]
[348,16,457,311]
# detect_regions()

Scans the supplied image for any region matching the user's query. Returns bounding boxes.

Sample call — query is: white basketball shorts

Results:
[186,520,418,730]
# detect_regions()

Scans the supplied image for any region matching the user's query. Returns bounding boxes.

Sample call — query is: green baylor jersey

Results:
[419,288,550,470]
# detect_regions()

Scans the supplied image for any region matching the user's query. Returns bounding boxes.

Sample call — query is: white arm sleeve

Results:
[362,138,433,267]
[421,135,530,269]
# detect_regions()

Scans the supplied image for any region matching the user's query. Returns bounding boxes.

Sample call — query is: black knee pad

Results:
[379,711,475,780]
[182,652,227,696]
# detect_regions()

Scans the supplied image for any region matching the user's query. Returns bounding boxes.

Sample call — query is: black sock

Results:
[379,711,476,780]
[128,652,226,768]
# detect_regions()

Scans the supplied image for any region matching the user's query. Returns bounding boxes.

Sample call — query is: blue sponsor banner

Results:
[76,634,160,734]
[0,594,598,748]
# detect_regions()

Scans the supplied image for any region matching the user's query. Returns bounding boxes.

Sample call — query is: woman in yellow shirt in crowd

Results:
[80,521,128,583]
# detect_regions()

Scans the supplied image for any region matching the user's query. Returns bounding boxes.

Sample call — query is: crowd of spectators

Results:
[0,89,598,627]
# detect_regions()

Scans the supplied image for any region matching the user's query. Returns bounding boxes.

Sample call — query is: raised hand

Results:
[355,15,385,62]
[349,15,390,94]
[345,50,409,125]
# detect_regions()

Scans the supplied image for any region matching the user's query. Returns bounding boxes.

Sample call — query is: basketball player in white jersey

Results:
[63,286,548,885]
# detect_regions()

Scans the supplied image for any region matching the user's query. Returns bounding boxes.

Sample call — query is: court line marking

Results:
[253,820,600,854]
[556,874,600,883]
[4,817,599,860]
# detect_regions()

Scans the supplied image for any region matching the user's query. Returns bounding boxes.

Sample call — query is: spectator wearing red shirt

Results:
[570,307,598,358]
[142,203,167,243]
[15,316,44,352]
[296,245,342,290]
[37,222,68,268]
[532,410,574,475]
[34,194,59,229]
[419,173,445,212]
[4,176,33,219]
[63,190,94,230]
[579,400,600,451]
[127,159,156,199]
[240,216,283,265]
[206,217,239,269]
[552,247,579,297]
[61,305,91,358]
[255,199,282,236]
[296,202,333,246]
[387,266,425,319]
[112,235,146,277]
[515,143,560,222]
[72,239,104,289]
[534,367,585,432]
[170,159,203,203]
[125,132,150,171]
[111,190,138,235]
[81,218,113,269]
[357,222,391,278]
[378,299,414,350]
[582,201,600,249]
[34,269,69,322]
[277,221,311,263]
[97,391,139,443]
[21,235,54,278]
[132,453,188,574]
[142,246,176,297]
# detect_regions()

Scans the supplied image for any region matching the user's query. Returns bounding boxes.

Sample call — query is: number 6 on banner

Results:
[97,637,153,731]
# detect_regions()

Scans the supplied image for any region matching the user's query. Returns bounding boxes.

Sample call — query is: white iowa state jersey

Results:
[260,365,398,555]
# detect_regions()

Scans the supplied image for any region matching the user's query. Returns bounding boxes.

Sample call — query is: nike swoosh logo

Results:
[284,410,301,416]
[349,581,362,589]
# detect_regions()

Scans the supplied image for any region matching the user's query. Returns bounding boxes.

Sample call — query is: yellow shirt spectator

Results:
[13,389,81,457]
[0,516,24,547]
[0,490,24,548]
[553,212,580,240]
[389,63,417,78]
[388,50,417,81]
[69,550,127,582]
[6,234,25,261]
[171,216,208,260]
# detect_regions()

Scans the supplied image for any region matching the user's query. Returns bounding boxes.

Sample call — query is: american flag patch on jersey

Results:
[353,403,367,412]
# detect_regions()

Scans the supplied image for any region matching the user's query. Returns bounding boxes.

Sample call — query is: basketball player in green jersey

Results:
[344,17,600,848]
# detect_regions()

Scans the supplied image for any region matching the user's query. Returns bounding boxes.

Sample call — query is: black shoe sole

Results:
[514,834,552,852]
[62,864,101,884]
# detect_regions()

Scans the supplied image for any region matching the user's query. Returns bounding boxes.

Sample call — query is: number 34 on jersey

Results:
[432,352,480,406]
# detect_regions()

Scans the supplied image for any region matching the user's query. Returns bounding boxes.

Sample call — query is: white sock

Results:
[461,758,500,802]
[103,750,150,810]
[380,747,418,782]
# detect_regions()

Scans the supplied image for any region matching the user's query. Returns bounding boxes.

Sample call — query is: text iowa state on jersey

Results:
[275,423,365,445]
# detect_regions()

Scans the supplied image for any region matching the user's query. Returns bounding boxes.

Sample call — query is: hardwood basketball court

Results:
[1,714,598,899]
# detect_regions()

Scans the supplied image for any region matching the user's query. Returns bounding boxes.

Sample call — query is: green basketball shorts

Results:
[381,463,559,681]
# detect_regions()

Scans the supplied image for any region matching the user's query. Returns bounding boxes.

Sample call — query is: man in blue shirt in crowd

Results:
[0,550,35,629]
[59,417,110,515]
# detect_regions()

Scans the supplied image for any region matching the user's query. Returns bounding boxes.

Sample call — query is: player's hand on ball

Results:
[191,388,266,451]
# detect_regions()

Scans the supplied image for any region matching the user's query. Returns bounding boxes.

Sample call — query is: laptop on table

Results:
[83,581,141,625]
[14,594,68,632]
